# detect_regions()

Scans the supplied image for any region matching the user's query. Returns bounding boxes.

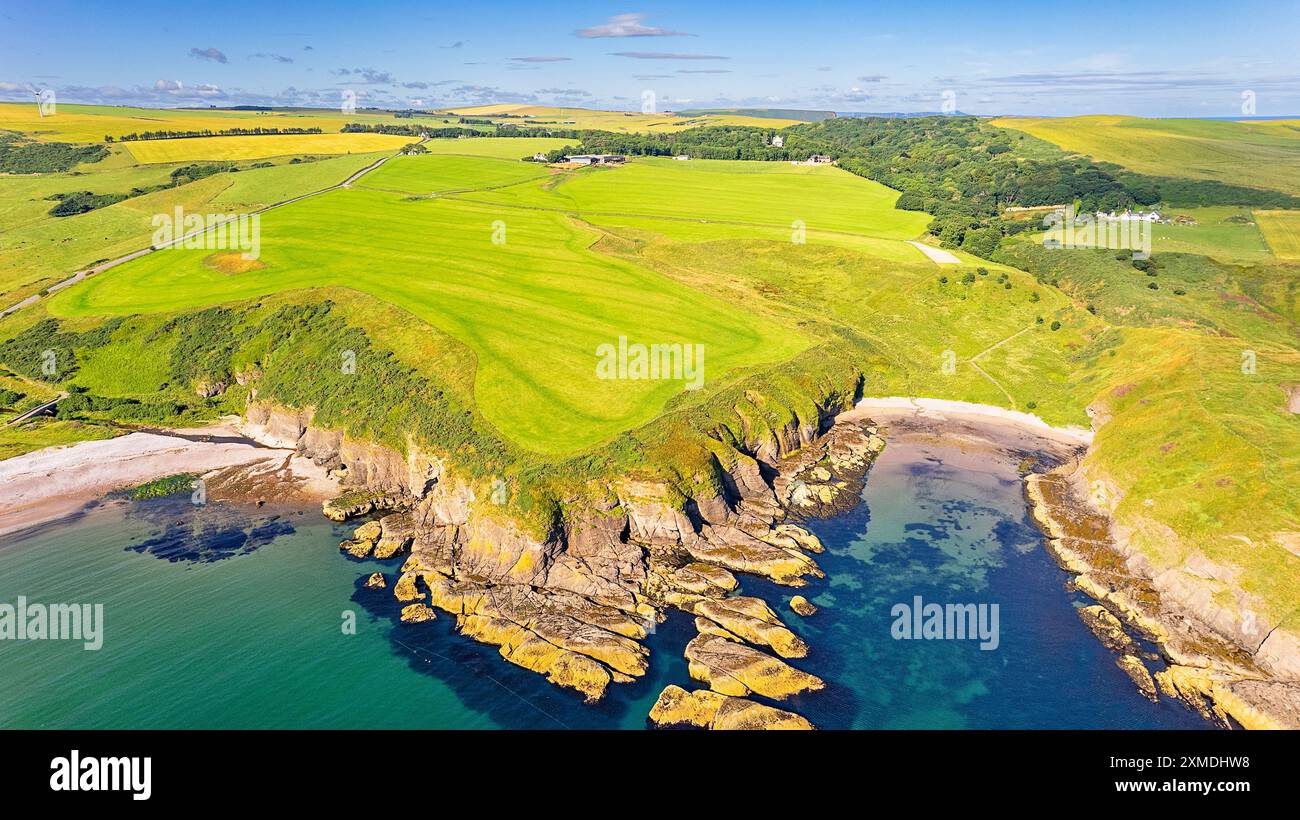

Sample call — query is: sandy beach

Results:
[849,396,1094,449]
[0,421,337,538]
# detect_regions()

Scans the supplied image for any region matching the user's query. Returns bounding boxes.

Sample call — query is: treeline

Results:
[787,117,1300,255]
[572,126,803,160]
[0,132,108,173]
[107,127,323,143]
[342,122,587,140]
[46,162,236,217]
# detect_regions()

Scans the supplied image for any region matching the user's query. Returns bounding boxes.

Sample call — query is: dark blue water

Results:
[0,436,1211,728]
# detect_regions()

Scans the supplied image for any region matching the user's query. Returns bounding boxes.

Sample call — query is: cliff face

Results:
[1026,467,1300,729]
[237,396,884,720]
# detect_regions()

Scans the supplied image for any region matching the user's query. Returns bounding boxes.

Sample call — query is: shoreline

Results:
[0,419,338,538]
[1023,467,1300,729]
[848,396,1298,728]
[5,394,1294,728]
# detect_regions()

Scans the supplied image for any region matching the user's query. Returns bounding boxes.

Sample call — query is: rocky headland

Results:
[238,398,885,727]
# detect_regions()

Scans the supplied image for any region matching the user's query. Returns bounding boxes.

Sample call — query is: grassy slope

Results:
[0,151,390,304]
[993,114,1300,196]
[48,183,808,455]
[1254,209,1300,260]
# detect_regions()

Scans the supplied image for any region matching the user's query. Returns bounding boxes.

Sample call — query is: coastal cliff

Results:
[236,396,884,726]
[1026,467,1300,729]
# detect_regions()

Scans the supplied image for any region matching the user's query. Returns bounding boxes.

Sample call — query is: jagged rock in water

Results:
[353,520,382,542]
[364,572,386,589]
[687,524,823,586]
[692,597,808,658]
[393,571,424,602]
[413,577,651,702]
[645,559,737,609]
[323,491,396,522]
[790,595,817,617]
[373,512,416,559]
[400,603,436,623]
[648,685,813,730]
[1077,604,1133,652]
[339,539,373,559]
[695,616,741,642]
[1117,654,1158,702]
[685,633,824,699]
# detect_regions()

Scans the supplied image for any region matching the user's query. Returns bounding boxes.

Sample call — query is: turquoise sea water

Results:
[0,437,1211,729]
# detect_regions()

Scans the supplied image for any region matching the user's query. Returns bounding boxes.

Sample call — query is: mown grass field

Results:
[459,157,932,240]
[48,183,810,454]
[1254,209,1300,260]
[993,115,1300,196]
[123,133,415,163]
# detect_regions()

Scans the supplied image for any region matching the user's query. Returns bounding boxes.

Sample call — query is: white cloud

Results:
[576,13,689,38]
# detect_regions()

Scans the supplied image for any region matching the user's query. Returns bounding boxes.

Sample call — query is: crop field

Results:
[1254,209,1300,260]
[993,115,1300,196]
[449,103,802,132]
[123,133,416,163]
[0,103,396,142]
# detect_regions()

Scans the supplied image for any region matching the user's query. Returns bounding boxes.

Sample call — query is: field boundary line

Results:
[0,140,423,320]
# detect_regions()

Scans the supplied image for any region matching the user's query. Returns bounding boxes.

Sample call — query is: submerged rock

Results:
[648,685,813,730]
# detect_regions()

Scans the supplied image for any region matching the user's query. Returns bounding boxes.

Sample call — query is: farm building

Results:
[771,134,784,147]
[673,154,691,161]
[565,154,626,166]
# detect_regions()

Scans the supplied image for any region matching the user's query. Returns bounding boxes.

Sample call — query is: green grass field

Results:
[48,183,809,454]
[1254,209,1300,260]
[993,115,1300,196]
[0,152,389,305]
[458,157,932,240]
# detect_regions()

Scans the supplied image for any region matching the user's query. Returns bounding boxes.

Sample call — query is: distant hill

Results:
[677,108,835,122]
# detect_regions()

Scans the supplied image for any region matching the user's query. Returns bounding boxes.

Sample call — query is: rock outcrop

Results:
[648,685,813,730]
[684,633,825,700]
[1027,468,1300,728]
[265,395,882,710]
[790,595,817,617]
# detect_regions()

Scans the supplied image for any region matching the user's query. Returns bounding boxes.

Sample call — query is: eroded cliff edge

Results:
[238,394,883,727]
[1027,467,1300,729]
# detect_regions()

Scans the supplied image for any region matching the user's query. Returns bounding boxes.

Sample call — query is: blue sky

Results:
[2,0,1298,116]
